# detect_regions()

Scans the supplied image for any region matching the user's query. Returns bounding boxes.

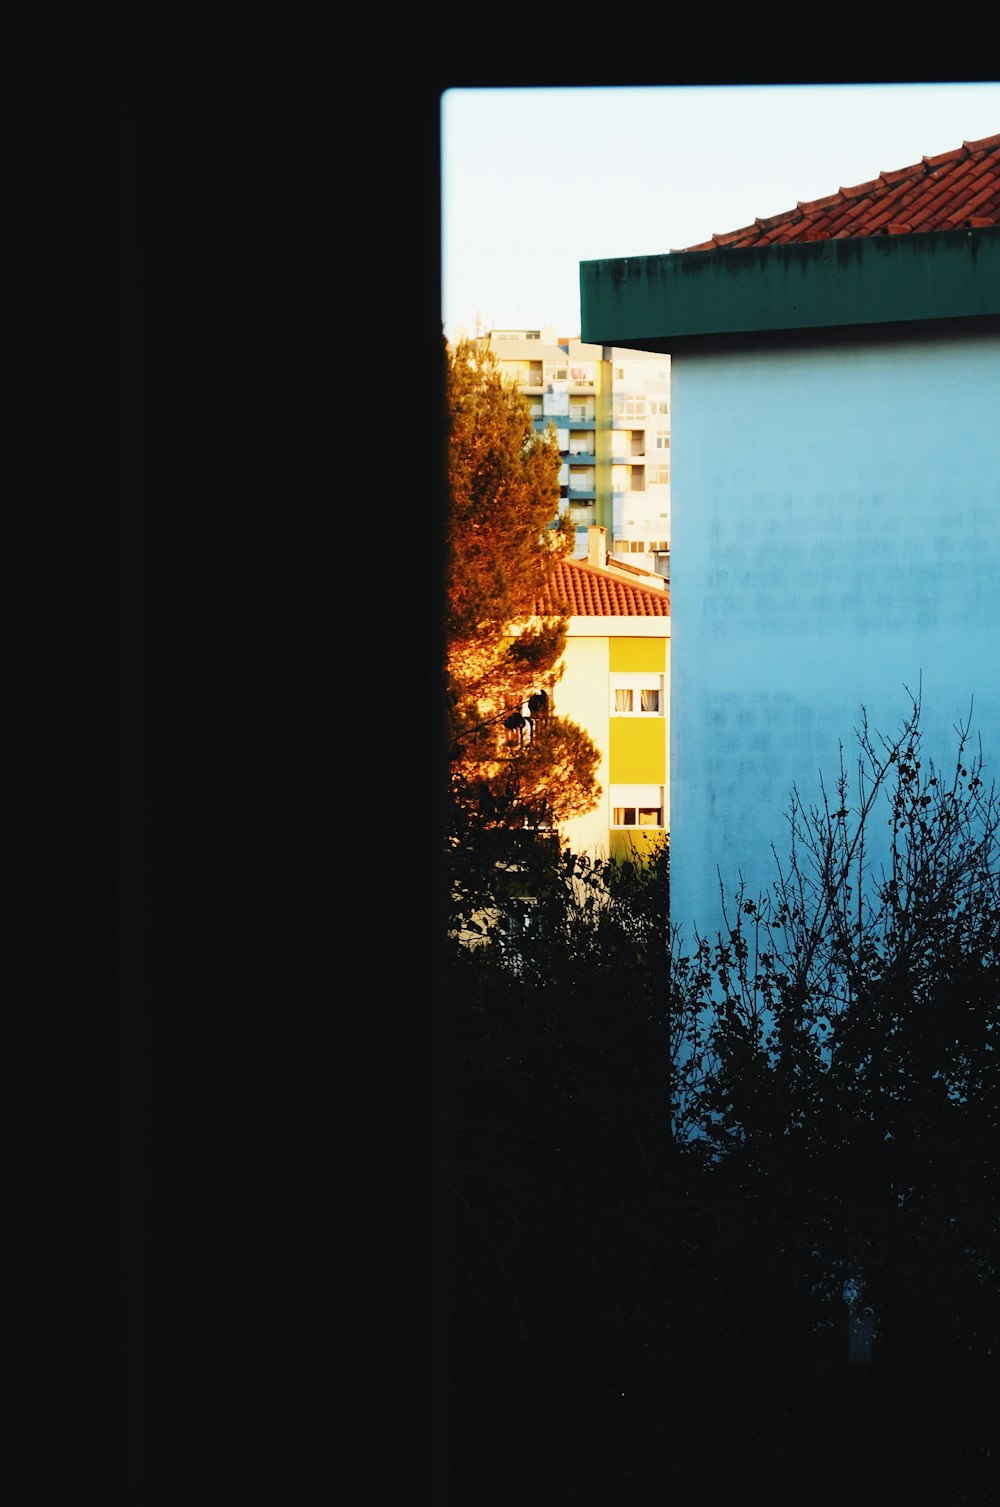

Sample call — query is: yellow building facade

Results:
[535,528,670,861]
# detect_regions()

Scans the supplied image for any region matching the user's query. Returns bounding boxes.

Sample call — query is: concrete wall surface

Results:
[670,328,1000,947]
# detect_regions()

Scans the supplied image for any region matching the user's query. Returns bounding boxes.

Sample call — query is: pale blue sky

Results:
[441,83,1000,341]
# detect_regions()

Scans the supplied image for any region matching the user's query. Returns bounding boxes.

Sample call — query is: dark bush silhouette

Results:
[443,698,1000,1504]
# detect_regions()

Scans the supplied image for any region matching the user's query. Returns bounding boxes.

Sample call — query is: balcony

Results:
[567,487,596,502]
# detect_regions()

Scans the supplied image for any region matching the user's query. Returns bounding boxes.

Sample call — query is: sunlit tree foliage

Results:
[444,337,601,856]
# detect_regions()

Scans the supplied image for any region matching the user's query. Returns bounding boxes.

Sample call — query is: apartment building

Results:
[479,326,671,580]
[580,129,1000,945]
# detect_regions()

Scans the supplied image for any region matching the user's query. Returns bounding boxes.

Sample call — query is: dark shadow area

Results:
[443,720,999,1504]
[12,15,443,1504]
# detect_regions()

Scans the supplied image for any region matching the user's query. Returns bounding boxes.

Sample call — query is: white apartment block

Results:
[479,326,671,580]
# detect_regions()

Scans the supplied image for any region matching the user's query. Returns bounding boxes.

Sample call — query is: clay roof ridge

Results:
[710,224,759,248]
[879,162,922,186]
[754,206,801,232]
[676,132,999,252]
[797,190,843,213]
[837,176,885,200]
[923,144,967,168]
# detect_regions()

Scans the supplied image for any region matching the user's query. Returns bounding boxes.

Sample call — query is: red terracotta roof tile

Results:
[880,163,918,185]
[679,132,1000,251]
[799,191,841,212]
[839,176,884,198]
[534,556,670,619]
[756,207,800,232]
[924,146,965,168]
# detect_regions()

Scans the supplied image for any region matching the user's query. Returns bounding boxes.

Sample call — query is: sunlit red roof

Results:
[535,556,670,618]
[682,133,1000,251]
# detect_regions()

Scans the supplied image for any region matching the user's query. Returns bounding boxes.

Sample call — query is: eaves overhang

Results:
[580,226,1000,356]
[565,616,670,638]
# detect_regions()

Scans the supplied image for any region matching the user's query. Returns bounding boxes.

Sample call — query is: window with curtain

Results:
[611,786,664,829]
[610,674,665,716]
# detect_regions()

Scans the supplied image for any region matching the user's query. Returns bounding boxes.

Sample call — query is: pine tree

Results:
[445,337,601,848]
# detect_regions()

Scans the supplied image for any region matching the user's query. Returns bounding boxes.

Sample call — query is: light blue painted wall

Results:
[671,330,1000,947]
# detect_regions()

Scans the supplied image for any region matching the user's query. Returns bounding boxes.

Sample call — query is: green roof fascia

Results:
[580,226,1000,352]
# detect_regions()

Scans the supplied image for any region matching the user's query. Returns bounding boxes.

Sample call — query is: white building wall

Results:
[481,328,670,575]
[610,350,671,573]
[671,330,1000,947]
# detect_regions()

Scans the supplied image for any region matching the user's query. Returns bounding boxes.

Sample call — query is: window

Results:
[654,431,670,451]
[611,673,664,715]
[650,466,670,486]
[614,805,662,828]
[613,393,646,421]
[611,784,664,829]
